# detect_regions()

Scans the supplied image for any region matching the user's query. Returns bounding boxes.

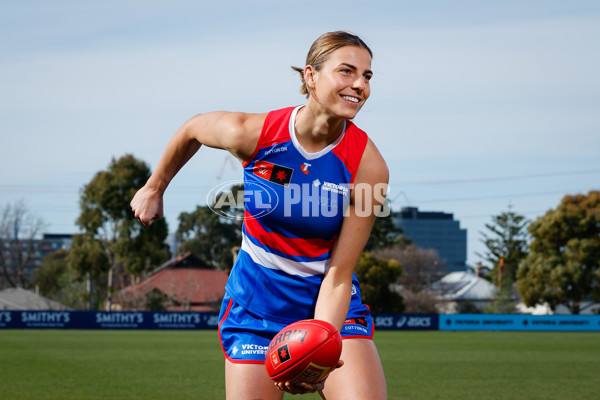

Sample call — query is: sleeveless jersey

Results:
[225,106,369,324]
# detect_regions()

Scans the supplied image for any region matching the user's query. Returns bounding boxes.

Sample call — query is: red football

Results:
[265,319,342,384]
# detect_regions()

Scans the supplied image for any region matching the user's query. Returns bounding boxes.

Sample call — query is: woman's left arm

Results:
[314,139,389,331]
[276,140,388,395]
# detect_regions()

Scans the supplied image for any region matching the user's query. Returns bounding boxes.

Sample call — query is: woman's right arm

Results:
[131,111,267,225]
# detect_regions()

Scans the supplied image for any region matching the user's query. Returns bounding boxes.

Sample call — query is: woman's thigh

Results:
[321,338,387,400]
[225,359,284,400]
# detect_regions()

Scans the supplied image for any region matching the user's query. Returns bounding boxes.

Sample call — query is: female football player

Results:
[131,31,388,399]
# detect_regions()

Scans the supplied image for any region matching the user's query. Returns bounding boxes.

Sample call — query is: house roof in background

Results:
[434,271,497,301]
[118,253,228,311]
[0,288,71,310]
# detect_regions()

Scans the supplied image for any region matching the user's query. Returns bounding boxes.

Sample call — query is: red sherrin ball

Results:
[265,319,342,384]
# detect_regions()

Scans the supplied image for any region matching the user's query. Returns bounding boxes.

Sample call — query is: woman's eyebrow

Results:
[340,62,373,76]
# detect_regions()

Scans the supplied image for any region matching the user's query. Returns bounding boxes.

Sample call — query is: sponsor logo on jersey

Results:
[321,181,349,196]
[263,146,288,156]
[344,317,368,328]
[301,163,311,174]
[240,344,268,355]
[253,161,293,186]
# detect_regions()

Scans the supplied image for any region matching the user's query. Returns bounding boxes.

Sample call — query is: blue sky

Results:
[1,0,599,267]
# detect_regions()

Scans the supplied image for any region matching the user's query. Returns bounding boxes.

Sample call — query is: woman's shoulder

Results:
[187,110,268,162]
[221,106,298,163]
[236,106,297,135]
[356,137,389,185]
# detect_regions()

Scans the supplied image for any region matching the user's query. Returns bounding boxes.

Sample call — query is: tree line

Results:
[1,154,598,314]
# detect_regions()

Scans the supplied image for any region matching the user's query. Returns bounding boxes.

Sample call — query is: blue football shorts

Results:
[218,293,374,363]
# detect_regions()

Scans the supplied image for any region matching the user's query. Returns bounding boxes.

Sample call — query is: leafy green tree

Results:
[73,154,170,310]
[517,191,600,314]
[477,206,529,285]
[365,212,410,251]
[145,290,169,311]
[32,249,89,309]
[176,184,243,270]
[176,207,242,270]
[354,252,404,313]
[67,234,110,309]
[31,249,69,296]
[484,287,516,314]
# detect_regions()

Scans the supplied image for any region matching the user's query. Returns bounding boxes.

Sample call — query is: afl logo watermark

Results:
[207,180,279,220]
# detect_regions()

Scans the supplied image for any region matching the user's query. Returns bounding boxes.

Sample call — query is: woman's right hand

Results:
[274,359,344,396]
[130,185,164,226]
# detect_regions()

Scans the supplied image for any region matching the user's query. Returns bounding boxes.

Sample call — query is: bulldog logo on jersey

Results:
[253,161,293,186]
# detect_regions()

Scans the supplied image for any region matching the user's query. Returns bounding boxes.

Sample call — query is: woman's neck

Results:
[294,104,345,153]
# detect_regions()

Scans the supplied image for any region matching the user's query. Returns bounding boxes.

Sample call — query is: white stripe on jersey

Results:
[240,232,329,278]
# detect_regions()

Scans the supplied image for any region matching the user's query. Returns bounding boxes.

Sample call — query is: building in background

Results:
[38,233,73,255]
[0,233,73,289]
[393,207,467,273]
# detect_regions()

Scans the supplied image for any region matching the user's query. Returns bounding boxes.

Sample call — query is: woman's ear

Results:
[303,65,317,92]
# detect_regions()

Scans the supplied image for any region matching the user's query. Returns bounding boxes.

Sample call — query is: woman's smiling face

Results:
[306,45,373,120]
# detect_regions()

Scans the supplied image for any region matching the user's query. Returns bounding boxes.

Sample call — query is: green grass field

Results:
[1,330,598,399]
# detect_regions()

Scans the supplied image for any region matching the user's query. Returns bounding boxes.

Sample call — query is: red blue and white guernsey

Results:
[225,105,373,332]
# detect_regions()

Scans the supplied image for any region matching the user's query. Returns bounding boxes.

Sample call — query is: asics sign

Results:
[374,314,439,331]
